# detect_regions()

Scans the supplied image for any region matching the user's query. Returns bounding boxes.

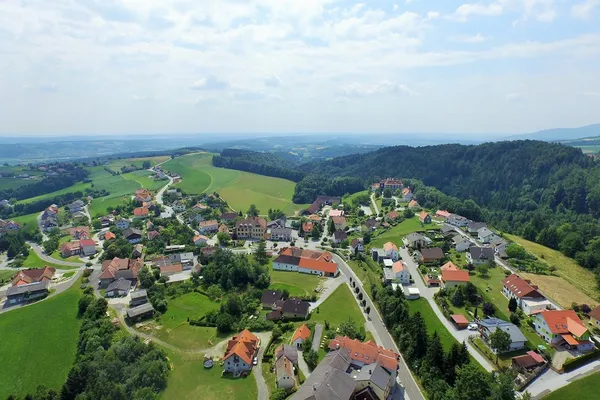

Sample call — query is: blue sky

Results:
[0,0,599,136]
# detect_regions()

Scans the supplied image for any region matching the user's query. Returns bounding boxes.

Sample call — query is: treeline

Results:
[13,296,170,400]
[292,174,364,203]
[213,149,305,182]
[373,285,516,400]
[0,165,88,201]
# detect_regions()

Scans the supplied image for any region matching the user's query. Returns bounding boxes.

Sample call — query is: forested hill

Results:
[296,140,600,277]
[212,149,305,182]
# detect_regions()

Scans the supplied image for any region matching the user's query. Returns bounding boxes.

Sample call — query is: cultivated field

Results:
[521,273,597,308]
[505,234,599,304]
[106,155,170,171]
[0,281,82,399]
[370,216,439,248]
[163,153,307,215]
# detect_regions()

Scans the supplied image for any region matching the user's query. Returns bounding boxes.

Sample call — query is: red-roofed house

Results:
[331,216,346,231]
[273,247,339,277]
[302,222,314,235]
[383,241,399,261]
[435,210,452,219]
[441,269,470,288]
[408,200,420,208]
[133,207,149,219]
[441,261,459,271]
[134,189,152,202]
[105,231,116,241]
[418,211,431,224]
[193,234,209,246]
[534,310,594,352]
[99,257,143,287]
[328,336,399,372]
[329,209,344,217]
[386,211,400,221]
[61,241,82,258]
[80,239,97,256]
[502,274,548,314]
[292,324,311,348]
[11,267,56,287]
[392,261,410,284]
[223,329,260,376]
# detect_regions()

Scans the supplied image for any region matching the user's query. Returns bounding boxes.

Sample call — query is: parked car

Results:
[467,323,478,331]
[253,356,258,365]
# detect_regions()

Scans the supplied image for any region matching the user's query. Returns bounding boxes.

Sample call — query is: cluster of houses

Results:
[41,204,59,232]
[151,252,196,278]
[132,189,159,219]
[3,266,55,306]
[261,290,310,321]
[58,226,97,258]
[273,247,339,278]
[0,218,19,238]
[66,199,87,221]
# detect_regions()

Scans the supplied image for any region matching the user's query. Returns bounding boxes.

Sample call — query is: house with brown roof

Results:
[408,199,420,208]
[332,229,348,244]
[386,211,400,222]
[134,189,152,202]
[105,231,116,241]
[301,195,340,215]
[402,187,413,201]
[160,263,183,277]
[11,267,56,286]
[261,290,283,309]
[199,219,219,234]
[235,217,267,240]
[502,274,549,315]
[60,241,82,258]
[273,247,339,277]
[223,329,260,376]
[291,324,311,348]
[588,305,600,328]
[328,336,399,373]
[533,310,594,352]
[99,257,143,287]
[418,247,445,263]
[512,351,546,372]
[331,216,346,231]
[275,344,297,390]
[133,207,149,219]
[220,212,238,222]
[329,209,344,217]
[441,268,470,288]
[302,221,314,236]
[418,211,431,224]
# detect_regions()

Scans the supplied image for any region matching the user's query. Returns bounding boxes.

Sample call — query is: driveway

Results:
[297,349,312,378]
[312,324,324,353]
[308,275,346,312]
[529,360,600,399]
[253,331,272,400]
[399,247,495,372]
[370,193,379,215]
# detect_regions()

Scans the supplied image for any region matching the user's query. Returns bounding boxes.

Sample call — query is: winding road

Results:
[27,241,85,268]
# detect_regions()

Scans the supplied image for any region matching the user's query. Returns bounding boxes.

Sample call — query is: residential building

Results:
[440,223,456,236]
[533,310,594,352]
[331,216,346,231]
[418,247,445,263]
[511,351,546,373]
[99,257,143,287]
[123,228,143,244]
[104,231,116,241]
[291,349,356,400]
[441,268,470,288]
[61,241,81,258]
[383,241,399,261]
[172,201,186,213]
[501,274,550,315]
[447,214,469,227]
[41,216,58,232]
[350,238,364,252]
[372,178,403,192]
[99,216,113,227]
[80,239,97,256]
[302,195,341,215]
[329,209,344,217]
[199,219,219,234]
[467,222,487,234]
[477,227,497,243]
[292,324,311,348]
[273,247,339,277]
[418,211,431,224]
[308,214,322,223]
[132,207,149,219]
[275,346,297,390]
[235,217,267,240]
[167,252,195,269]
[192,202,209,211]
[223,329,260,376]
[467,246,495,265]
[386,211,400,221]
[68,226,90,240]
[478,318,527,352]
[281,298,310,320]
[68,199,85,214]
[328,336,399,372]
[220,212,238,222]
[193,234,209,246]
[435,210,452,219]
[441,261,459,271]
[392,261,411,284]
[332,229,348,244]
[403,233,429,249]
[261,290,283,309]
[105,278,132,298]
[5,281,50,305]
[363,218,378,232]
[11,267,56,286]
[115,217,131,230]
[383,268,394,284]
[402,187,413,201]
[588,306,600,328]
[147,230,160,240]
[160,263,183,277]
[302,221,314,235]
[408,199,420,208]
[131,244,144,258]
[134,189,152,202]
[127,303,155,321]
[270,227,292,241]
[452,235,472,252]
[129,289,148,307]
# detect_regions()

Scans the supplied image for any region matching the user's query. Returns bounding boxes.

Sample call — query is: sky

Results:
[1,0,600,136]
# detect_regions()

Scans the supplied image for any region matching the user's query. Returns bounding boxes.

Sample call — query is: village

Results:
[2,172,600,400]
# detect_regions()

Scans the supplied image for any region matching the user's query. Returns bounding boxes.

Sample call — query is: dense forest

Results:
[292,141,600,284]
[212,149,305,182]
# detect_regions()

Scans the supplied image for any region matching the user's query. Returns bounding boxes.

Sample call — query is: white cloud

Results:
[451,33,489,43]
[506,92,524,101]
[572,0,599,20]
[451,0,556,23]
[338,80,415,97]
[190,76,229,91]
[264,75,282,87]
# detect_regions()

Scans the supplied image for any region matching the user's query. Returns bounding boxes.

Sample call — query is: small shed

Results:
[451,314,469,330]
[406,288,421,300]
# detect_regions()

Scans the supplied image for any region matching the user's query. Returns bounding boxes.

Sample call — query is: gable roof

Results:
[477,227,495,237]
[387,211,400,219]
[588,305,600,321]
[441,269,470,282]
[224,329,259,365]
[392,261,408,274]
[6,280,50,296]
[441,261,458,271]
[539,310,587,336]
[418,211,430,220]
[408,200,419,207]
[133,207,149,216]
[11,267,56,286]
[292,324,311,343]
[236,216,266,229]
[282,298,310,316]
[383,241,398,252]
[328,336,399,372]
[420,247,444,260]
[329,209,344,217]
[261,290,283,306]
[106,277,132,293]
[333,230,347,240]
[331,216,346,225]
[105,231,116,240]
[478,318,527,343]
[436,210,451,218]
[275,344,299,364]
[291,349,355,400]
[502,274,544,299]
[469,246,495,260]
[80,239,96,247]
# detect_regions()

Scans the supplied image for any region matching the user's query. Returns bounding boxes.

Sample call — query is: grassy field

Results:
[163,153,308,215]
[23,248,80,270]
[138,292,224,350]
[371,216,439,248]
[0,270,15,284]
[0,280,82,399]
[505,234,599,305]
[407,298,456,351]
[543,371,600,400]
[347,259,383,298]
[269,260,324,297]
[161,350,258,400]
[0,177,41,191]
[311,284,365,326]
[107,156,170,171]
[12,212,39,235]
[122,170,167,191]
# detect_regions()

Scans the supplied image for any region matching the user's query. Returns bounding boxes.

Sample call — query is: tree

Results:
[508,297,518,313]
[482,302,495,317]
[255,239,268,265]
[476,264,489,277]
[216,313,234,333]
[451,289,465,307]
[403,208,415,218]
[489,328,511,363]
[491,372,516,400]
[137,267,156,289]
[247,204,259,217]
[328,218,336,235]
[509,312,520,326]
[383,188,392,198]
[142,161,152,169]
[207,284,223,300]
[363,232,371,244]
[449,363,493,400]
[304,349,319,370]
[311,224,321,240]
[217,231,230,246]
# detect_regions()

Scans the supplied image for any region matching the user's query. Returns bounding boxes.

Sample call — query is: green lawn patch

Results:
[406,298,456,351]
[12,212,39,235]
[311,284,365,326]
[22,249,80,270]
[269,261,323,297]
[0,280,82,399]
[371,217,439,248]
[0,270,15,284]
[347,259,382,298]
[0,177,42,191]
[63,271,75,278]
[107,156,170,171]
[163,153,308,215]
[161,350,258,400]
[542,371,600,400]
[122,170,167,191]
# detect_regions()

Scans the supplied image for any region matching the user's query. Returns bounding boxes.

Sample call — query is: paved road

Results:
[332,253,423,400]
[27,241,85,267]
[37,211,49,241]
[297,349,311,377]
[399,247,495,372]
[0,269,82,314]
[312,324,324,353]
[529,360,600,399]
[370,193,380,215]
[253,331,272,400]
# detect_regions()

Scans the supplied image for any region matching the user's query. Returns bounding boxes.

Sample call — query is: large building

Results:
[371,178,404,192]
[11,267,56,286]
[235,216,267,240]
[533,310,594,352]
[501,274,551,315]
[99,257,143,287]
[273,247,339,277]
[223,329,260,377]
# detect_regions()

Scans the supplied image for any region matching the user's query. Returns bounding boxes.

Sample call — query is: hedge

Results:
[563,348,600,372]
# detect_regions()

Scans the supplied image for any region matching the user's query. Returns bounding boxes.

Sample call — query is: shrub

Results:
[563,349,600,372]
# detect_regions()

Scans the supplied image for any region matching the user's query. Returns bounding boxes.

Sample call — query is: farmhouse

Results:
[11,267,56,286]
[467,246,495,265]
[292,324,311,349]
[533,310,594,352]
[160,263,183,277]
[273,247,339,277]
[99,257,143,287]
[235,216,267,240]
[129,289,148,307]
[223,329,260,377]
[134,189,152,202]
[328,336,399,372]
[302,195,341,215]
[477,318,527,352]
[5,281,50,305]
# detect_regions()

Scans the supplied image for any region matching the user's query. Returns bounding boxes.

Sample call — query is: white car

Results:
[253,356,258,365]
[467,323,478,331]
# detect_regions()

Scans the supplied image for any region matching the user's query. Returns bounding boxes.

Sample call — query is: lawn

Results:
[107,156,170,171]
[50,235,83,263]
[12,212,40,235]
[0,176,41,191]
[161,350,258,400]
[163,153,308,215]
[347,258,383,298]
[311,284,365,327]
[269,261,324,297]
[122,170,167,191]
[23,248,81,270]
[371,216,439,248]
[543,371,600,400]
[138,292,224,350]
[505,233,599,305]
[0,270,15,284]
[407,298,456,351]
[0,279,82,399]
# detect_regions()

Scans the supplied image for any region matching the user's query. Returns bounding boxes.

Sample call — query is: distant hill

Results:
[508,124,600,141]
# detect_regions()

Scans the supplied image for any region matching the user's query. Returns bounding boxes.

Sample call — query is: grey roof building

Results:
[478,317,527,352]
[105,278,132,297]
[5,281,50,305]
[129,289,148,307]
[127,303,155,320]
[292,349,356,400]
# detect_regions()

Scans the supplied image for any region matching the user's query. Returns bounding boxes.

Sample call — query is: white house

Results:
[115,218,131,230]
[477,227,497,243]
[223,330,259,377]
[447,214,469,227]
[392,261,411,284]
[467,246,495,265]
[193,235,209,246]
[80,239,97,256]
[478,318,527,352]
[198,220,219,234]
[453,235,472,252]
[172,201,186,213]
[383,242,399,261]
[501,274,547,314]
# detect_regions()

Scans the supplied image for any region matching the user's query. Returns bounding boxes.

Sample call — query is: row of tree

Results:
[213,149,305,182]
